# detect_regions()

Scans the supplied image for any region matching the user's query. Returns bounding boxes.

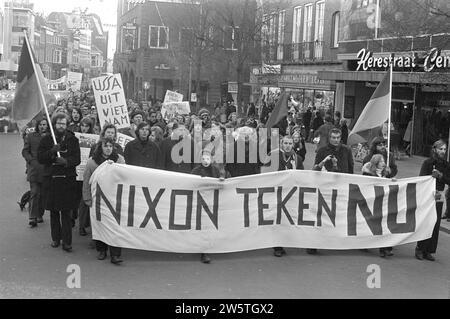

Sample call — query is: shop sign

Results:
[252,64,282,75]
[228,82,238,93]
[438,100,450,107]
[278,73,329,86]
[357,48,450,72]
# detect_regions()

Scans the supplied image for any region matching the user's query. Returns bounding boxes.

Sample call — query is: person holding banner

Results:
[415,139,450,261]
[83,137,125,265]
[362,154,395,258]
[313,128,354,175]
[311,128,353,255]
[38,113,81,253]
[21,117,49,228]
[266,135,304,257]
[124,122,162,169]
[191,148,230,264]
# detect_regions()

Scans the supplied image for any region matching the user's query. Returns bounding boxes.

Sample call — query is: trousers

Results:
[50,210,72,246]
[417,202,443,254]
[96,241,121,257]
[29,182,44,221]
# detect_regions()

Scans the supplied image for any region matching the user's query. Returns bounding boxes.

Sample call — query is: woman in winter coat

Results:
[83,137,125,265]
[362,154,394,258]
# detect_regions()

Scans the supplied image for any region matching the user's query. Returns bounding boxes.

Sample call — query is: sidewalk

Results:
[303,142,450,234]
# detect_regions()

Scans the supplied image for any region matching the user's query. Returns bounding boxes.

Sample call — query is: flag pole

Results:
[23,30,59,150]
[387,64,393,167]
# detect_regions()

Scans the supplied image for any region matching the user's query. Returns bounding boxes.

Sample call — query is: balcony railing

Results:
[262,41,326,63]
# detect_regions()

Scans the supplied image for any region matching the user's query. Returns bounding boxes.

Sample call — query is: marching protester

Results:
[89,123,124,157]
[150,125,164,148]
[311,128,354,255]
[362,136,398,178]
[83,137,125,265]
[313,128,354,175]
[124,122,162,169]
[67,108,82,133]
[415,139,450,261]
[265,135,304,257]
[21,117,49,228]
[362,154,395,258]
[191,148,229,264]
[313,114,335,152]
[292,129,306,161]
[160,123,194,174]
[38,113,81,252]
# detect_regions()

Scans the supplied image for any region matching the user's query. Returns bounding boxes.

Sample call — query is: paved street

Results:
[1,133,449,299]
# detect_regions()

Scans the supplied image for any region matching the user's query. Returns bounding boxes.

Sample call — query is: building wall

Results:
[114,0,255,108]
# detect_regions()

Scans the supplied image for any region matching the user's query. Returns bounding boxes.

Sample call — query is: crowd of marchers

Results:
[17,89,450,265]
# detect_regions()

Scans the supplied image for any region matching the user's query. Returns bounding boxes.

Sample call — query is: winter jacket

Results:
[124,138,162,169]
[22,132,46,183]
[82,155,125,203]
[314,143,354,174]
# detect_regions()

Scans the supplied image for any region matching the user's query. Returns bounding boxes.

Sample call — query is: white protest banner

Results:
[116,132,135,150]
[161,102,191,118]
[47,76,67,90]
[164,90,183,103]
[92,74,130,129]
[67,72,83,91]
[75,133,100,181]
[89,164,437,253]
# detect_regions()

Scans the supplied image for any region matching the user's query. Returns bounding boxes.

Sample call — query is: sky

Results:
[32,0,118,58]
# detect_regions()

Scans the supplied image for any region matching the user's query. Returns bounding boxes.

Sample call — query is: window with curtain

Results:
[292,6,302,43]
[332,12,340,48]
[277,11,285,59]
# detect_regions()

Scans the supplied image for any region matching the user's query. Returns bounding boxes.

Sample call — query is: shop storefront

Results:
[319,59,450,156]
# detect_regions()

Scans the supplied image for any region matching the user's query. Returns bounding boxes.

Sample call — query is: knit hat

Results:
[198,108,210,117]
[130,110,145,120]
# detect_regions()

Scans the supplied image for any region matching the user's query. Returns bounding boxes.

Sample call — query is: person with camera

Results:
[313,128,354,174]
[308,128,353,255]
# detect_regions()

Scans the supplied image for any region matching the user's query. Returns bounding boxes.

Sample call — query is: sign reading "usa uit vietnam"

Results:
[357,48,450,72]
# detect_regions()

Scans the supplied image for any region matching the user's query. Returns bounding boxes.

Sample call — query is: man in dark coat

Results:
[22,117,48,227]
[314,128,354,175]
[38,113,81,252]
[124,122,162,169]
[160,123,194,174]
[310,128,353,255]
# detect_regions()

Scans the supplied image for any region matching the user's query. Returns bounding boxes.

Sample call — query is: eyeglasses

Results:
[377,143,386,146]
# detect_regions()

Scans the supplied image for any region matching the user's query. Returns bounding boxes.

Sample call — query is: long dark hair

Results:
[34,117,49,133]
[92,137,119,165]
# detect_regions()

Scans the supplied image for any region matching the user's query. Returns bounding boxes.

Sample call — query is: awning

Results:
[318,70,450,85]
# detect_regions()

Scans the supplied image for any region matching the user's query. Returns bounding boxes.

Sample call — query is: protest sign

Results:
[161,101,191,118]
[116,132,135,150]
[75,133,100,181]
[92,74,130,129]
[164,90,183,103]
[90,164,437,253]
[67,72,83,91]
